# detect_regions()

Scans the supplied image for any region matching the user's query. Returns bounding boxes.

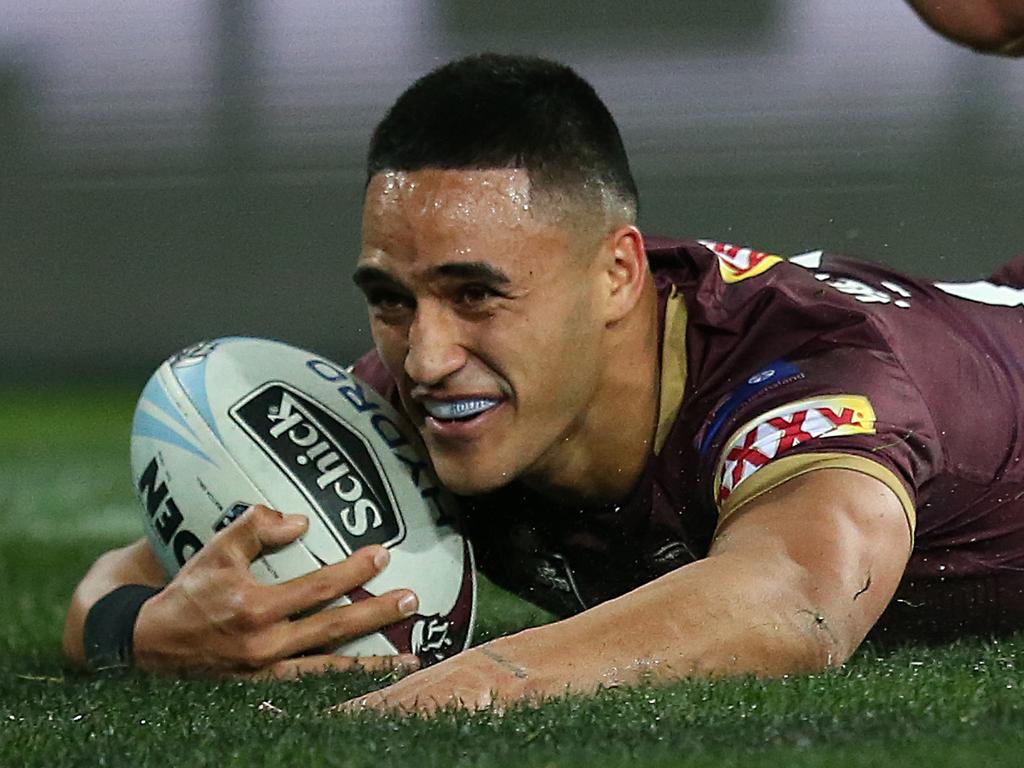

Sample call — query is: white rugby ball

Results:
[129,336,475,666]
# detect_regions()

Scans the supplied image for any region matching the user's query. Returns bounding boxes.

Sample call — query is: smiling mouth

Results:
[420,397,502,422]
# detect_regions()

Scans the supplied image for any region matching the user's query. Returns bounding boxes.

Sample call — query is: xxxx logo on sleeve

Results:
[698,240,784,283]
[713,395,877,504]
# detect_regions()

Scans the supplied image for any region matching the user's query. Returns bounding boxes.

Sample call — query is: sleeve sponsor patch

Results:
[713,395,877,505]
[698,240,784,283]
[696,359,803,456]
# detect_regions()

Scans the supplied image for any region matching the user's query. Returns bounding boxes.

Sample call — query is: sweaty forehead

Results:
[361,168,552,256]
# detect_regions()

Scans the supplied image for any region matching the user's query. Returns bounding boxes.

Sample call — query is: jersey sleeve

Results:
[697,347,941,537]
[349,349,398,402]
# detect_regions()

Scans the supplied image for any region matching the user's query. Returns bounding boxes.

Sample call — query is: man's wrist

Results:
[82,584,161,670]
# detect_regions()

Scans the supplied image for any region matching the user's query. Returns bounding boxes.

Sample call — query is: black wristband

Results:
[83,584,161,670]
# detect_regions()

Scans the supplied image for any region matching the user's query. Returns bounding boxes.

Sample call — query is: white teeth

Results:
[422,398,500,421]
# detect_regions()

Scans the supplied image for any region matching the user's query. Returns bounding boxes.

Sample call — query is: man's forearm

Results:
[469,553,853,702]
[346,551,857,712]
[62,538,167,668]
[344,471,908,713]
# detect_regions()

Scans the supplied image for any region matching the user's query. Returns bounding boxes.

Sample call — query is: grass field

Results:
[2,386,1023,767]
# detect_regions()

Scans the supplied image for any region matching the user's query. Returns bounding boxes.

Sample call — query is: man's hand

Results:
[339,641,539,715]
[66,504,421,679]
[133,504,420,678]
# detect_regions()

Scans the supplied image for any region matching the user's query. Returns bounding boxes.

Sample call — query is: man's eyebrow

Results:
[351,265,405,290]
[351,261,513,292]
[428,261,512,285]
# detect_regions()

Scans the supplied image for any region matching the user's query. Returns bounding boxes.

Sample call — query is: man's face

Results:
[355,168,609,496]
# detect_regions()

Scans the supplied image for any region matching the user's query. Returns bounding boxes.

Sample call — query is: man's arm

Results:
[64,505,421,678]
[63,537,168,668]
[344,468,911,713]
[906,0,1024,55]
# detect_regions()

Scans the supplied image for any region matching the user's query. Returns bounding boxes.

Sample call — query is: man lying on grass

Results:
[65,20,1024,717]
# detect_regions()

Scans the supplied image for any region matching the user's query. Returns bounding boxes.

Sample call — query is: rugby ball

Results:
[129,336,475,666]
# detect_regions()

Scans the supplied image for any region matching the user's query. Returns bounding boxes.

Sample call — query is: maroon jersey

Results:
[353,238,1024,643]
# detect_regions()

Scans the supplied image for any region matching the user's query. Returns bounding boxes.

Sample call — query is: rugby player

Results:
[64,7,1024,714]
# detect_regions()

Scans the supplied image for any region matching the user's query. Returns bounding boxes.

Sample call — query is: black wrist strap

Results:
[83,584,161,670]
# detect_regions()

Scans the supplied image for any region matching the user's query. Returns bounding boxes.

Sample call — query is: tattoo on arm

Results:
[478,647,529,679]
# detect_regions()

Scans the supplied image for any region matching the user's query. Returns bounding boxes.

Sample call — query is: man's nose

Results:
[404,303,467,386]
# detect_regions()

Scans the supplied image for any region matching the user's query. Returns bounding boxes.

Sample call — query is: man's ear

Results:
[601,226,648,324]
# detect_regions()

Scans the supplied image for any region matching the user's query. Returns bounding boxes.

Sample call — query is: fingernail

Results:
[283,513,307,530]
[373,547,390,570]
[398,592,418,616]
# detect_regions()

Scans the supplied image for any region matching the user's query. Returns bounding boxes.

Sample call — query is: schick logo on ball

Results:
[230,383,404,553]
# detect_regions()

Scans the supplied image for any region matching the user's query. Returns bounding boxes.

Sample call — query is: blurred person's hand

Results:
[906,0,1024,55]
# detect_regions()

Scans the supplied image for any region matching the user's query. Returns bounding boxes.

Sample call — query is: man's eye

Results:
[456,284,498,306]
[368,290,413,312]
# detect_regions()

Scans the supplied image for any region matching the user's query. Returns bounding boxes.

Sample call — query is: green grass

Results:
[2,386,1023,767]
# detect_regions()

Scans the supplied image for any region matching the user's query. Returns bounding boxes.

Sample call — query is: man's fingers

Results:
[238,544,418,663]
[240,653,420,681]
[212,505,307,565]
[262,548,389,618]
[331,691,386,713]
[178,517,419,669]
[256,544,392,622]
[271,588,420,659]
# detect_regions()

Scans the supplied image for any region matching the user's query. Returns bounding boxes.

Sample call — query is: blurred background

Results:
[2,0,1022,382]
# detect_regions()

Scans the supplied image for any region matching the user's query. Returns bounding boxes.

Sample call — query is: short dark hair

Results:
[367,53,638,222]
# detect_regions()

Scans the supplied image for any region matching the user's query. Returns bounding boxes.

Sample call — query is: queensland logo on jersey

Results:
[698,240,784,284]
[230,382,405,554]
[714,395,877,505]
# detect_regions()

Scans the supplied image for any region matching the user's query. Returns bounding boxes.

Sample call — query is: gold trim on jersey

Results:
[698,240,784,284]
[716,451,917,544]
[654,286,688,454]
